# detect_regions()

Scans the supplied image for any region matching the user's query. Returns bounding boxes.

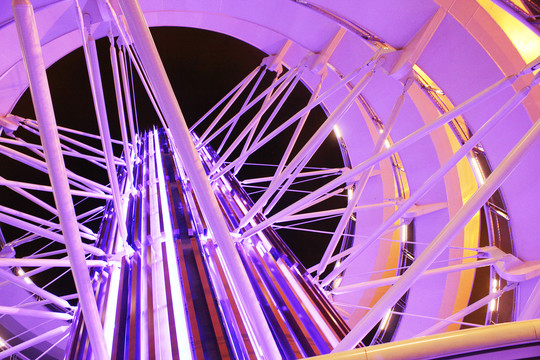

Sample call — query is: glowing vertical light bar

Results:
[146,132,171,359]
[152,129,194,359]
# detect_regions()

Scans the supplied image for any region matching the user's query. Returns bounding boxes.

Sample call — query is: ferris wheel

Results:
[0,0,539,358]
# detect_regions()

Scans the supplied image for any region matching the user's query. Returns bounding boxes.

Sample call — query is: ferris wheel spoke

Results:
[0,325,69,360]
[266,72,326,197]
[209,64,368,182]
[232,67,306,174]
[191,65,263,133]
[241,64,527,241]
[75,12,128,241]
[208,64,304,172]
[200,66,264,148]
[315,78,412,278]
[108,35,134,183]
[237,58,381,231]
[417,284,514,337]
[333,111,540,351]
[322,73,537,287]
[198,65,294,152]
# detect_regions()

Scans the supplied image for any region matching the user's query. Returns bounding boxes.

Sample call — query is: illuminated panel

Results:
[66,128,349,359]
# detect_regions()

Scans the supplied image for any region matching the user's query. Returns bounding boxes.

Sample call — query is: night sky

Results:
[10,27,345,295]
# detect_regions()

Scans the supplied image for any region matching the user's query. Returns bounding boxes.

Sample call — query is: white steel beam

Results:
[238,58,381,231]
[76,13,128,243]
[417,285,513,337]
[197,66,262,146]
[115,0,282,357]
[0,326,69,360]
[333,113,540,351]
[311,320,540,360]
[210,64,368,180]
[0,258,107,268]
[241,68,520,240]
[322,74,536,287]
[190,66,262,133]
[117,47,137,146]
[0,268,71,310]
[0,178,112,200]
[109,35,134,185]
[331,258,498,295]
[0,305,72,320]
[0,212,103,256]
[317,78,411,277]
[11,2,107,358]
[263,72,326,215]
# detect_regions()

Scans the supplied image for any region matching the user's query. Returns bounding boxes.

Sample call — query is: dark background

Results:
[10,27,345,296]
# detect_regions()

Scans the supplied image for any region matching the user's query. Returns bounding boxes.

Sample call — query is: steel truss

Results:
[0,0,539,358]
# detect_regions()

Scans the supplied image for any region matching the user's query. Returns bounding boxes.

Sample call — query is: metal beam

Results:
[0,326,69,360]
[333,113,540,351]
[115,0,281,357]
[12,1,108,358]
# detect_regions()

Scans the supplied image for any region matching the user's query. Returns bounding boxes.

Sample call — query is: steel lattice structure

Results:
[0,0,539,358]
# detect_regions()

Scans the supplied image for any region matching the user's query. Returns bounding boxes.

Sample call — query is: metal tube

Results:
[277,201,397,223]
[0,258,107,268]
[0,305,73,320]
[241,72,519,240]
[233,68,303,173]
[0,212,104,256]
[199,67,292,151]
[331,258,498,295]
[208,65,302,169]
[263,73,325,214]
[0,325,69,360]
[309,320,540,360]
[0,142,111,194]
[109,36,134,185]
[190,66,262,132]
[322,77,534,287]
[317,86,408,277]
[0,205,96,241]
[12,1,108,358]
[210,65,367,181]
[333,116,540,351]
[0,178,112,200]
[238,62,380,230]
[198,66,263,146]
[78,19,128,242]
[417,286,511,337]
[118,47,137,145]
[115,0,281,357]
[0,268,71,310]
[241,167,345,185]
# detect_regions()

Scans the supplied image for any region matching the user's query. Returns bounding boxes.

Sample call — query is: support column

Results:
[11,1,108,359]
[109,35,134,185]
[115,0,281,357]
[75,14,128,243]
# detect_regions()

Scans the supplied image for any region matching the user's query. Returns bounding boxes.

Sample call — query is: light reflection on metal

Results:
[66,128,349,358]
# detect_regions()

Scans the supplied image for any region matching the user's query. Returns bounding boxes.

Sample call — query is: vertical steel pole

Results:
[109,35,134,185]
[333,117,540,352]
[115,0,281,357]
[118,47,137,145]
[11,1,108,359]
[74,11,128,243]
